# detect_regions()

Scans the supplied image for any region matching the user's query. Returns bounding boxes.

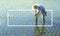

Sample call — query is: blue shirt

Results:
[38,5,45,14]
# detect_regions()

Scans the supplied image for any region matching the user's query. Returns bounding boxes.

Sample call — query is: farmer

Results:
[33,4,47,24]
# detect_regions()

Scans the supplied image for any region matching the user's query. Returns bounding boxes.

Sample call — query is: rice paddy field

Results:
[0,0,60,36]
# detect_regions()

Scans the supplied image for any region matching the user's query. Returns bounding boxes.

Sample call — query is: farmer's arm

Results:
[35,10,40,16]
